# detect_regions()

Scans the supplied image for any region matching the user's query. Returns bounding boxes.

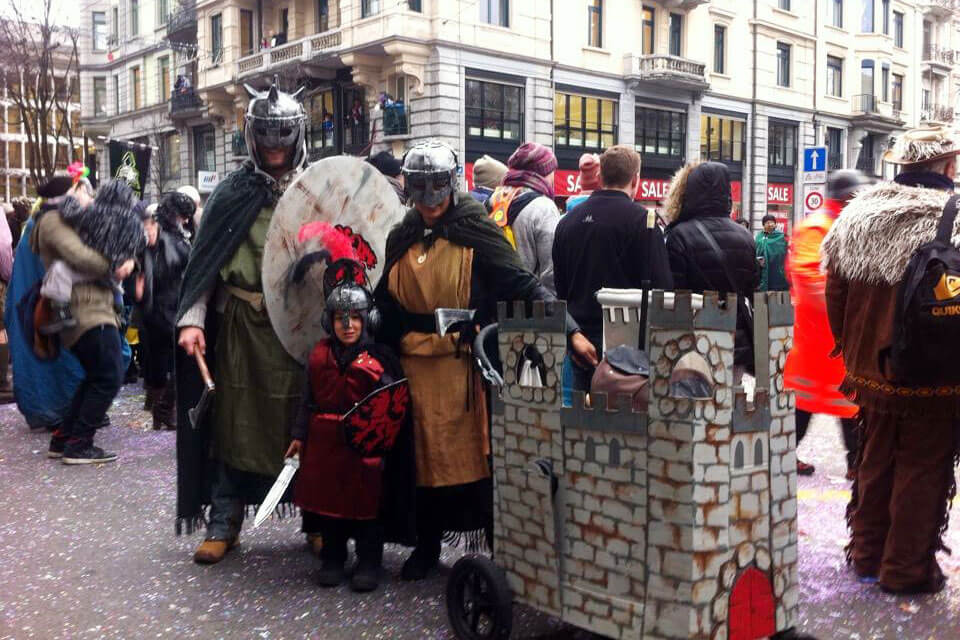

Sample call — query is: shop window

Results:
[342,87,368,153]
[768,123,796,168]
[466,79,523,142]
[308,89,336,157]
[193,124,216,173]
[826,127,844,171]
[699,114,745,164]
[480,0,509,27]
[160,132,181,187]
[555,92,617,150]
[635,106,685,159]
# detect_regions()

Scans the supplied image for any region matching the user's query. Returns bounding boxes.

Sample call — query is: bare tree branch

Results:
[0,0,83,187]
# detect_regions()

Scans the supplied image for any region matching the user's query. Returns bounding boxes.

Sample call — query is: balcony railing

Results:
[167,0,197,44]
[922,104,955,123]
[237,29,343,77]
[624,53,708,91]
[169,88,203,115]
[382,103,409,137]
[922,44,954,65]
[852,94,877,114]
[231,130,247,157]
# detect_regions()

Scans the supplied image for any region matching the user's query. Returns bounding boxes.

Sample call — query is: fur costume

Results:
[57,180,145,269]
[821,181,959,286]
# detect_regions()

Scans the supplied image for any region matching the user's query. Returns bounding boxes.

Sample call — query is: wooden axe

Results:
[188,351,215,430]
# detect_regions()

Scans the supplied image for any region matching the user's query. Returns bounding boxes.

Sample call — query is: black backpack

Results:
[888,194,960,385]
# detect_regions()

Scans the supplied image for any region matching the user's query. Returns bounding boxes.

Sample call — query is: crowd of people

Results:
[2,80,957,604]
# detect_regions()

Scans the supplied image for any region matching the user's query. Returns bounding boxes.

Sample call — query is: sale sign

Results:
[767,183,794,205]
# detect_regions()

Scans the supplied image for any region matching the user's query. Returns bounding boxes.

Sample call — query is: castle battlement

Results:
[489,290,799,639]
[648,290,737,331]
[497,299,568,332]
[561,391,647,433]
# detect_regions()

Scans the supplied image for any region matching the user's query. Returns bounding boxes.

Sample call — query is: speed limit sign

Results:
[805,191,823,210]
[803,186,824,216]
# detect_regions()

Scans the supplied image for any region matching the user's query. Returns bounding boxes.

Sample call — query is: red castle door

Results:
[728,567,776,640]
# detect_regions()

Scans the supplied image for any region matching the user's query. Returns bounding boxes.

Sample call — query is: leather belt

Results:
[225,285,265,312]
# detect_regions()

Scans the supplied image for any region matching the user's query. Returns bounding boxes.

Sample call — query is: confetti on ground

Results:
[0,393,956,638]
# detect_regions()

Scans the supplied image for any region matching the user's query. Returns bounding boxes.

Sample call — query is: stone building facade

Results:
[77,0,960,226]
[490,291,798,640]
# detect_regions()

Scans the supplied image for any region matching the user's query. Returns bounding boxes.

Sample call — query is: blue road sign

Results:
[804,146,827,173]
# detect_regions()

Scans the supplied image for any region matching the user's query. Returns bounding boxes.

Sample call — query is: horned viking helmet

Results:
[243,80,307,177]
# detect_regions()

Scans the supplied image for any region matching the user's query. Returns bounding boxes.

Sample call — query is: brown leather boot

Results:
[193,538,237,564]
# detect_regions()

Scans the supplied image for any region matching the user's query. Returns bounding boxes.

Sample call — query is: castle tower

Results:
[490,300,567,616]
[640,291,738,640]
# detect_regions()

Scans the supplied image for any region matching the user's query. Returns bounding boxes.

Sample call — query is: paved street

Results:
[0,386,957,640]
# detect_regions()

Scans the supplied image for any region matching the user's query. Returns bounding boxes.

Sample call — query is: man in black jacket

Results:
[552,145,673,391]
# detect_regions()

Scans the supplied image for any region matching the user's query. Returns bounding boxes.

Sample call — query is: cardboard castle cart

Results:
[445,290,803,640]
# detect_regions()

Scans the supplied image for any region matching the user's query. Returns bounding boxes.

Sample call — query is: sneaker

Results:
[62,445,118,465]
[797,460,815,476]
[47,434,67,459]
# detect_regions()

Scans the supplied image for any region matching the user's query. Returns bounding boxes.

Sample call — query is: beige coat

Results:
[31,210,116,348]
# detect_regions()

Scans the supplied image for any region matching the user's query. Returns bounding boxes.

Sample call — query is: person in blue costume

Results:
[5,176,132,432]
[5,178,83,431]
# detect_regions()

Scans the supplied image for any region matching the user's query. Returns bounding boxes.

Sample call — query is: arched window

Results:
[609,438,621,466]
[585,437,596,463]
[754,439,764,467]
[734,440,745,469]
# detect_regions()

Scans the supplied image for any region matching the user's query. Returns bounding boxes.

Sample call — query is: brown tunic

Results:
[387,237,489,487]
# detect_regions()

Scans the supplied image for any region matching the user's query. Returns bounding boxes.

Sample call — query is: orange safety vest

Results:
[783,203,859,417]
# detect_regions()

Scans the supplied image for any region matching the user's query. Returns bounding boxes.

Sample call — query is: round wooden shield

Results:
[262,156,406,362]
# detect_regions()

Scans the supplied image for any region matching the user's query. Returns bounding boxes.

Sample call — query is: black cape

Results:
[372,193,575,545]
[174,164,274,534]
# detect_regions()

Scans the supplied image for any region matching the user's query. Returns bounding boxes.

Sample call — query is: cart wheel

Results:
[446,555,513,640]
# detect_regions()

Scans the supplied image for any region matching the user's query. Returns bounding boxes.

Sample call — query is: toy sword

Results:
[188,351,215,430]
[253,454,299,528]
